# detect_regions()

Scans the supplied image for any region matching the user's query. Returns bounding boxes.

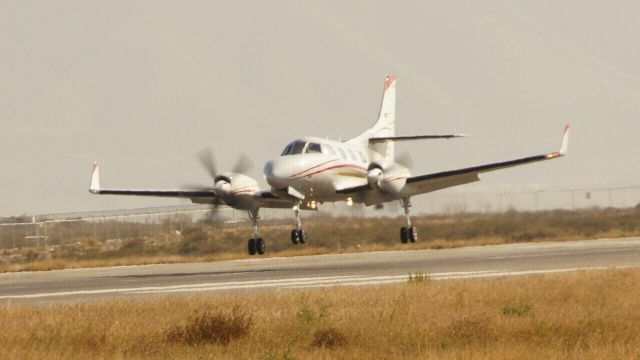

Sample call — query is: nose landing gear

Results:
[290,205,307,245]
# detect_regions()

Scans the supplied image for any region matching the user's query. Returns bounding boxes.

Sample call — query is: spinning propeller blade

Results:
[196,147,217,180]
[232,153,254,174]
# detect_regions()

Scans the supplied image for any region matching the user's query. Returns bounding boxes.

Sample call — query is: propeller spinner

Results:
[195,147,258,206]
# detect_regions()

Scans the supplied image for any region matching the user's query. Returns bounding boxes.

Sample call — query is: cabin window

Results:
[337,147,347,160]
[281,141,307,155]
[358,151,367,163]
[347,149,358,162]
[306,143,322,154]
[322,144,336,155]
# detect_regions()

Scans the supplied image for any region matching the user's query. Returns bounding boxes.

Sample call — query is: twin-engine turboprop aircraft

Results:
[89,75,570,255]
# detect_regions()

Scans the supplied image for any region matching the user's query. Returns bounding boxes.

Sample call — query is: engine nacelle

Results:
[366,160,409,194]
[213,172,260,206]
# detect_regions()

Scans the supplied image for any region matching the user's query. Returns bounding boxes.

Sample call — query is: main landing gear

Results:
[247,208,266,256]
[290,205,307,245]
[246,205,309,256]
[400,197,417,244]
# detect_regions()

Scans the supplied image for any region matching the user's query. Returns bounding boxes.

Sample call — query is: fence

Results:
[1,185,639,250]
[421,185,640,214]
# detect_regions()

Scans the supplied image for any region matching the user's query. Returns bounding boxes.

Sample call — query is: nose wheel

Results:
[291,229,307,245]
[247,209,266,256]
[291,204,307,245]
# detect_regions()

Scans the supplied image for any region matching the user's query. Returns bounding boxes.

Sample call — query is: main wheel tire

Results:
[299,230,307,244]
[400,227,408,244]
[256,237,266,255]
[248,238,257,255]
[291,229,300,245]
[409,226,417,243]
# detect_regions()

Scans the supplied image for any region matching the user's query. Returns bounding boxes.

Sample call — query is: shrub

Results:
[297,298,331,328]
[501,304,532,316]
[311,327,346,349]
[165,306,252,345]
[117,238,144,256]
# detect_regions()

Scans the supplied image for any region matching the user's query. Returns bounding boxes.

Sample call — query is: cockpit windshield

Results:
[281,141,307,156]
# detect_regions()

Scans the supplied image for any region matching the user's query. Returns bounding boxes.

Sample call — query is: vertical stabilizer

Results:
[348,75,396,160]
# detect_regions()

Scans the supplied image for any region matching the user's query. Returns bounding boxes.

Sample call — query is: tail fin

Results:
[348,75,396,160]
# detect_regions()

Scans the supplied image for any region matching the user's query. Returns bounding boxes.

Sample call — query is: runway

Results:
[1,237,639,304]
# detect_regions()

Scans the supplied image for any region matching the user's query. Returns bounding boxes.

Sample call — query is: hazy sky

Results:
[1,1,639,216]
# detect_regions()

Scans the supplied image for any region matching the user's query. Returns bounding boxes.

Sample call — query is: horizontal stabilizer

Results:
[369,134,468,143]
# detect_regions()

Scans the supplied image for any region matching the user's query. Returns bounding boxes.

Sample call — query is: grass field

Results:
[2,207,640,273]
[1,268,639,359]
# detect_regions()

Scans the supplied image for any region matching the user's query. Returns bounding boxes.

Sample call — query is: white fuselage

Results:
[264,136,396,202]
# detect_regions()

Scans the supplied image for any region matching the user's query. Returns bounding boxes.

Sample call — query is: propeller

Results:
[373,152,413,212]
[196,147,254,180]
[396,151,413,170]
[194,147,254,200]
[196,147,218,180]
[232,153,254,174]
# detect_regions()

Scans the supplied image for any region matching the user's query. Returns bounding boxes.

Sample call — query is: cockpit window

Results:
[280,144,292,156]
[306,143,322,154]
[281,141,307,156]
[290,141,306,154]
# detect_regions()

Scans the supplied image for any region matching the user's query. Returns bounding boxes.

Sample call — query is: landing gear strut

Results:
[400,197,417,244]
[290,205,307,245]
[247,208,266,255]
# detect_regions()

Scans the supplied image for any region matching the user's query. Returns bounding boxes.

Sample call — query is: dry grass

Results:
[2,207,640,273]
[1,268,640,359]
[165,306,253,345]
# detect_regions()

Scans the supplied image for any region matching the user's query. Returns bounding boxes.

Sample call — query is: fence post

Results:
[43,222,48,247]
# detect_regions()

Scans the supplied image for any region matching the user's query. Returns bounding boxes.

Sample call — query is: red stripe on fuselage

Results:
[287,159,338,178]
[289,163,367,180]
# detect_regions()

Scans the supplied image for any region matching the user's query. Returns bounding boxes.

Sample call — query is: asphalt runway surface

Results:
[1,237,639,304]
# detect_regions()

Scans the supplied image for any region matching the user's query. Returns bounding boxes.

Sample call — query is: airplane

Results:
[89,75,570,256]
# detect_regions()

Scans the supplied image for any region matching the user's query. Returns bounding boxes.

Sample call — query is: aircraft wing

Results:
[254,190,315,210]
[88,162,218,203]
[339,125,570,205]
[88,162,314,209]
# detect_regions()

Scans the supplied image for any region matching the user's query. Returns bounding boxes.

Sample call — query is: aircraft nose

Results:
[264,159,287,188]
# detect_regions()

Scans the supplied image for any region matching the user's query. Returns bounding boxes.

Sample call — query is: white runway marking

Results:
[0,266,623,300]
